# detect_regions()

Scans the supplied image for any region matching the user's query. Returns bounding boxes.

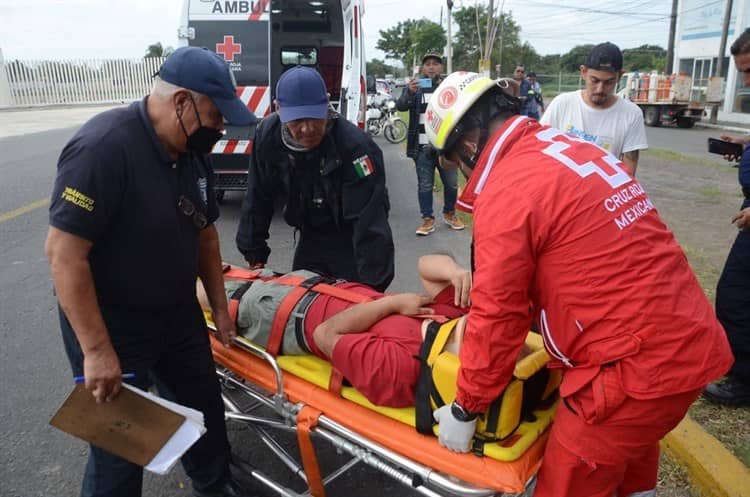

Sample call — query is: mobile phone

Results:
[708,137,743,157]
[418,78,433,89]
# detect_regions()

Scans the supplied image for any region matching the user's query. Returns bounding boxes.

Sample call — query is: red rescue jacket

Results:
[455,116,733,413]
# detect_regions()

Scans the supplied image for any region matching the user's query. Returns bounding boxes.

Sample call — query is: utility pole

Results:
[497,2,506,77]
[665,0,678,74]
[447,0,454,73]
[710,0,733,124]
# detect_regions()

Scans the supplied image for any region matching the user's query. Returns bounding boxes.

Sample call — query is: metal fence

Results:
[534,73,583,97]
[1,57,166,107]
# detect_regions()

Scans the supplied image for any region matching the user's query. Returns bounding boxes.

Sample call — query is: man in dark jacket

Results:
[397,52,464,236]
[236,66,394,292]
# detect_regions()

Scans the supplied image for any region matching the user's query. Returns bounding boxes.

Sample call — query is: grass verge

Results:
[644,148,728,168]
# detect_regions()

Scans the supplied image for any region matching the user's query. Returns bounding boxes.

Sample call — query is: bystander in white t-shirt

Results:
[540,90,648,159]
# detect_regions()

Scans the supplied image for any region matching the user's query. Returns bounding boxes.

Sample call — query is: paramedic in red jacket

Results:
[425,72,734,497]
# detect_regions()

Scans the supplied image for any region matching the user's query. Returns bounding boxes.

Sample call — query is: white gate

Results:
[1,56,166,108]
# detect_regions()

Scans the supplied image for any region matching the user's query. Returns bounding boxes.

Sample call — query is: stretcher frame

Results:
[209,324,544,497]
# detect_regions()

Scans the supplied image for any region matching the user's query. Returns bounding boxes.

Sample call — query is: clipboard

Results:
[50,384,186,467]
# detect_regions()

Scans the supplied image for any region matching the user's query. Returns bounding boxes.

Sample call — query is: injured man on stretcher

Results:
[197,254,478,408]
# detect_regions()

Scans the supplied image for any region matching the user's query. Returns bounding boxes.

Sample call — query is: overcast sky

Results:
[0,0,674,62]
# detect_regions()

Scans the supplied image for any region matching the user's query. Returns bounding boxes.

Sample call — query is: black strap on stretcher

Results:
[415,320,455,435]
[414,319,517,452]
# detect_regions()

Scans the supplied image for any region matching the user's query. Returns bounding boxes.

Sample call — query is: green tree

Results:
[376,19,445,70]
[450,6,535,75]
[559,44,594,73]
[366,58,397,78]
[622,45,666,72]
[144,42,174,58]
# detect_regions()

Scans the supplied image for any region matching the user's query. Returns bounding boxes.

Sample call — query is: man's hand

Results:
[433,404,476,452]
[83,343,123,403]
[212,308,237,348]
[389,293,434,316]
[450,268,472,308]
[720,134,748,162]
[407,78,419,95]
[732,207,750,231]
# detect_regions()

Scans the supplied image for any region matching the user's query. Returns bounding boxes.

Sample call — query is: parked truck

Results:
[178,0,367,202]
[617,72,707,128]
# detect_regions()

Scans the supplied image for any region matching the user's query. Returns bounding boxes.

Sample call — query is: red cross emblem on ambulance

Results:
[216,35,242,62]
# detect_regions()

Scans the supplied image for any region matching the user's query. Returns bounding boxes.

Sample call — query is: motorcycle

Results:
[366,97,407,144]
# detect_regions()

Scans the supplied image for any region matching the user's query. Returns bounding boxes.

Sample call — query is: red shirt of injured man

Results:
[217,269,466,407]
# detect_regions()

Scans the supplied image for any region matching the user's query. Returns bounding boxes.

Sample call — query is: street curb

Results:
[661,415,750,497]
[695,121,750,134]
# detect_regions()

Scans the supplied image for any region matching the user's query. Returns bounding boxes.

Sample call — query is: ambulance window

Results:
[281,47,318,66]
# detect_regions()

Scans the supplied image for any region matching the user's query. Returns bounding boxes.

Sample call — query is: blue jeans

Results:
[415,146,458,219]
[60,303,231,497]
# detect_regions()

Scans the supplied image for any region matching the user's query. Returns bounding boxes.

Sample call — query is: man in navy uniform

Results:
[237,66,394,291]
[45,47,257,497]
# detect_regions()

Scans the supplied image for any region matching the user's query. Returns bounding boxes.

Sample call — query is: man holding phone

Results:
[703,27,750,407]
[397,51,464,236]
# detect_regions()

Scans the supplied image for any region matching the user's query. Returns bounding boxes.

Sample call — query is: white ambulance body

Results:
[178,0,367,199]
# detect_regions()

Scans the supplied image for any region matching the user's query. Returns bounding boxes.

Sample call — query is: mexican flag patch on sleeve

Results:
[353,155,375,178]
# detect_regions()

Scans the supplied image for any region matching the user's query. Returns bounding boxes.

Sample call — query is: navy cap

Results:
[275,66,329,123]
[158,46,256,126]
[585,42,623,73]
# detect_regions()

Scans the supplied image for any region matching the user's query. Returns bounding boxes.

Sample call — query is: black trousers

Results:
[716,228,750,384]
[59,301,230,497]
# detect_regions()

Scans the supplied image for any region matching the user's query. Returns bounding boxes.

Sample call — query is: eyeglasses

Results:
[178,195,208,229]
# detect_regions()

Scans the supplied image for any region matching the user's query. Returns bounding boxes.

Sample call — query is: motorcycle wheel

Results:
[384,119,407,144]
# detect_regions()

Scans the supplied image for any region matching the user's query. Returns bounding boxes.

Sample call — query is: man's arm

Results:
[198,225,235,347]
[620,149,639,176]
[312,293,434,358]
[418,254,471,308]
[396,81,418,111]
[236,123,275,266]
[45,227,121,403]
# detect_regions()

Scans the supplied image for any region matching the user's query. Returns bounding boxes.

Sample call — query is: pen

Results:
[73,373,136,384]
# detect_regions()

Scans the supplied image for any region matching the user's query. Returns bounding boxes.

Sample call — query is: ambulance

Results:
[178,0,368,201]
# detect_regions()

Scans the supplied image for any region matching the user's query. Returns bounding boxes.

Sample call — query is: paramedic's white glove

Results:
[433,403,477,453]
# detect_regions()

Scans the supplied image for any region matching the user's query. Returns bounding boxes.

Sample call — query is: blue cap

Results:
[158,46,256,126]
[275,66,329,123]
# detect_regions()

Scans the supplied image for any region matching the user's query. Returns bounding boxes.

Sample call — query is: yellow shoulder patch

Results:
[61,186,95,212]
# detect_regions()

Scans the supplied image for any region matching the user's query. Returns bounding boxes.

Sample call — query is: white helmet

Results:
[425,72,519,153]
[425,72,497,151]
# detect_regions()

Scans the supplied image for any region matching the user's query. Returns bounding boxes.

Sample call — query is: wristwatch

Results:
[450,401,479,422]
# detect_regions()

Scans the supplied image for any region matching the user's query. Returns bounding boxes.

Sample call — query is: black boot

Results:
[193,476,256,497]
[703,375,750,407]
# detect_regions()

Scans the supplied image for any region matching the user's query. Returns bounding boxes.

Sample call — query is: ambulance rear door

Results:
[339,0,366,128]
[181,0,272,198]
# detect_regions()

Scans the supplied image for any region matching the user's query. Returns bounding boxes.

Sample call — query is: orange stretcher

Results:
[209,324,556,497]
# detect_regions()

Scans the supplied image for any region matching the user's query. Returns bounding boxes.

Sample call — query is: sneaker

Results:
[416,217,436,236]
[444,212,465,230]
[702,376,750,407]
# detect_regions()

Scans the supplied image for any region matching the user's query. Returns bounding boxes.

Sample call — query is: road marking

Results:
[0,198,49,224]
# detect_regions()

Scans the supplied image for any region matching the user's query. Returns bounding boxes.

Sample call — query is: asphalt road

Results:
[0,126,471,497]
[0,116,744,497]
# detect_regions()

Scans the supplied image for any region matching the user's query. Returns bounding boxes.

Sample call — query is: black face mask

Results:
[177,95,223,154]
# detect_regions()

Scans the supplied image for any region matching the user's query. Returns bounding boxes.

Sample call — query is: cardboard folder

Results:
[50,383,187,467]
